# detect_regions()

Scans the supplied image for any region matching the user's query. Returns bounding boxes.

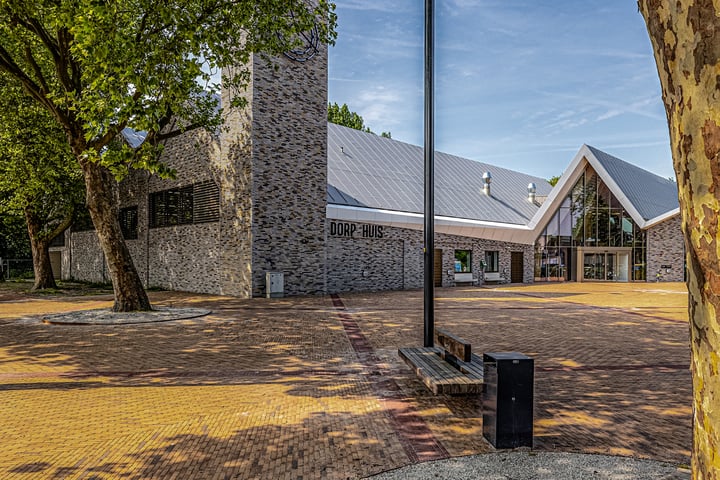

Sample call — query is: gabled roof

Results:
[586,146,679,222]
[529,144,679,233]
[327,123,552,226]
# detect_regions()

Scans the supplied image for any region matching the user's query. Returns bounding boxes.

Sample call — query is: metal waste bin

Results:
[482,352,534,449]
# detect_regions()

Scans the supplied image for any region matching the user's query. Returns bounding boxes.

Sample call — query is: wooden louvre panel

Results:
[193,180,220,223]
[119,206,138,239]
[149,186,193,227]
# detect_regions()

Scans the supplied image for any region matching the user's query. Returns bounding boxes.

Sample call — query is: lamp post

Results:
[423,0,435,347]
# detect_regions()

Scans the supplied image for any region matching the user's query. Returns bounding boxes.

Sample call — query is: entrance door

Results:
[582,251,630,282]
[433,249,443,287]
[616,253,629,282]
[511,252,524,283]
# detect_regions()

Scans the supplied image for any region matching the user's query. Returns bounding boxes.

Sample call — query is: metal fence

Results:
[1,258,34,280]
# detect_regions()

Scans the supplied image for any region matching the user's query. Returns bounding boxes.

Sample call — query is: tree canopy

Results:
[328,102,391,138]
[0,0,336,310]
[0,73,84,289]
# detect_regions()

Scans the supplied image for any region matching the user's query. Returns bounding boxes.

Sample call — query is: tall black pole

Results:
[423,0,435,348]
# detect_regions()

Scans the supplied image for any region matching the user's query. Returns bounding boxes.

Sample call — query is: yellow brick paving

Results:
[0,282,692,478]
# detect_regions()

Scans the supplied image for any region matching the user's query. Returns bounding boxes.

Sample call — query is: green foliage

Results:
[0,214,31,258]
[0,0,338,180]
[328,102,370,132]
[548,175,561,186]
[0,74,84,243]
[327,102,392,139]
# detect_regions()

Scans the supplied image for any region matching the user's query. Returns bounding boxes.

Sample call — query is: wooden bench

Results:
[398,328,484,395]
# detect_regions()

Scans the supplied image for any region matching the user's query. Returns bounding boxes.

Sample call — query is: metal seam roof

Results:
[327,123,552,225]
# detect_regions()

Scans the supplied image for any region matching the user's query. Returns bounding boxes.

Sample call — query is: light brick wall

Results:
[68,44,328,297]
[646,215,685,282]
[327,220,534,293]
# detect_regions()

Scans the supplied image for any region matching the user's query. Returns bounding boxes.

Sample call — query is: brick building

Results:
[54,41,683,296]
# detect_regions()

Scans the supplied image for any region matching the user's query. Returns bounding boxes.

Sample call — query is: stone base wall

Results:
[68,231,109,284]
[647,215,685,282]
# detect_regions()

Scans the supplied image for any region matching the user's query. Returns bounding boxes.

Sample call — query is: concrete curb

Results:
[366,452,691,480]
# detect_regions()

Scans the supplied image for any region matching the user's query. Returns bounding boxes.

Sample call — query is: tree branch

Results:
[0,44,66,123]
[23,46,49,94]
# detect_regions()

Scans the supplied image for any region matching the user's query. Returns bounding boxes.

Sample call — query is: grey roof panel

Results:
[587,145,679,221]
[327,123,552,224]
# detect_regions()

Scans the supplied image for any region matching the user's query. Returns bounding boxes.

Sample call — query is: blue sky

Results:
[327,1,673,181]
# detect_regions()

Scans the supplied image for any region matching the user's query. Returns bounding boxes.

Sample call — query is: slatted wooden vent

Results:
[149,181,219,228]
[149,186,193,228]
[193,180,220,223]
[119,206,138,239]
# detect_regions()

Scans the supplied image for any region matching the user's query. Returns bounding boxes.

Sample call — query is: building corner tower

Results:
[220,35,328,297]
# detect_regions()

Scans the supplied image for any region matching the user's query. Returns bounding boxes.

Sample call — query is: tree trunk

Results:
[639,1,720,478]
[25,210,56,291]
[79,159,151,312]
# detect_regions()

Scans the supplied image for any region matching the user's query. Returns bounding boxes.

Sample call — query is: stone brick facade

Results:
[326,220,534,294]
[247,51,328,297]
[67,44,328,297]
[646,215,685,282]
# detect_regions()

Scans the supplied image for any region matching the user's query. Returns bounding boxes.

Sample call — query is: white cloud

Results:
[336,0,414,13]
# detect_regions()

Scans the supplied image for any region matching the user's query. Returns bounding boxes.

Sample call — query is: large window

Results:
[119,206,138,240]
[534,166,646,281]
[454,250,471,273]
[485,251,499,273]
[149,181,219,228]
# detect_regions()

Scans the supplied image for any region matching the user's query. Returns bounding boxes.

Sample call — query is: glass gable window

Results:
[534,165,646,282]
[455,250,471,273]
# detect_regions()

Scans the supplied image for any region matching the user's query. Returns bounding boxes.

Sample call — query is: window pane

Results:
[485,251,499,273]
[455,250,471,272]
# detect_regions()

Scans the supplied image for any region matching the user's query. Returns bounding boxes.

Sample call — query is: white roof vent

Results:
[482,171,492,196]
[528,182,537,203]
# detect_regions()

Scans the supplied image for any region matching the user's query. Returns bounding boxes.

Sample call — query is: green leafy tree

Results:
[0,1,336,311]
[328,102,370,131]
[0,74,84,290]
[548,175,561,186]
[328,102,391,138]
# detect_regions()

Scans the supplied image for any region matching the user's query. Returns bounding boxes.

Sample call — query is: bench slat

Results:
[399,347,483,395]
[435,328,472,362]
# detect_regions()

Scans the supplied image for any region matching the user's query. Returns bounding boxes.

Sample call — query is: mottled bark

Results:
[25,212,56,290]
[79,159,151,312]
[639,1,720,478]
[25,206,74,291]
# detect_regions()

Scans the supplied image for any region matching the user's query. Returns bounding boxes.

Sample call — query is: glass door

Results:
[583,251,629,281]
[606,253,616,280]
[583,253,605,280]
[616,253,629,282]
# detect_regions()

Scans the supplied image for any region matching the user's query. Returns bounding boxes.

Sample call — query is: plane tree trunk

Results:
[25,210,56,291]
[639,1,720,478]
[79,158,151,312]
[24,207,74,291]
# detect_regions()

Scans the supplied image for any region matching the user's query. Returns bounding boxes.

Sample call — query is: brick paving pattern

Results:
[0,282,691,479]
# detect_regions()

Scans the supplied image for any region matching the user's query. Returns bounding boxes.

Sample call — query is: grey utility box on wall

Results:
[482,352,534,449]
[265,272,285,298]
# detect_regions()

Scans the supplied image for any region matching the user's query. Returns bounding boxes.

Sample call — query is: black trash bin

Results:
[482,352,534,449]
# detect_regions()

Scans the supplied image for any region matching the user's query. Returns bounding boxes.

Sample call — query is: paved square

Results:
[0,282,691,479]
